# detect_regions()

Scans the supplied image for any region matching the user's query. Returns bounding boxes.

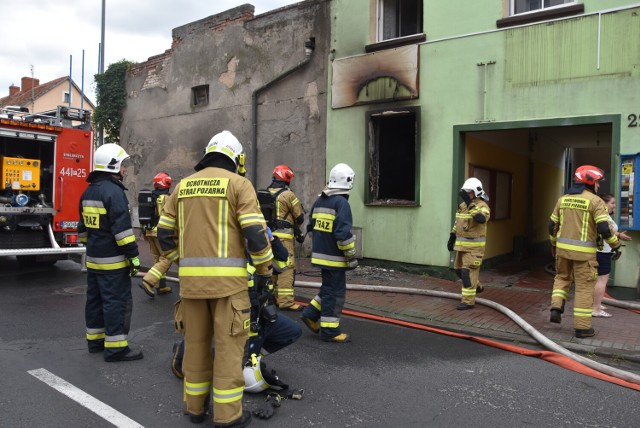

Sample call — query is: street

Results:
[0,258,638,427]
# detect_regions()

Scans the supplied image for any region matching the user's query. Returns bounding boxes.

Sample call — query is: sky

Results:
[0,0,300,105]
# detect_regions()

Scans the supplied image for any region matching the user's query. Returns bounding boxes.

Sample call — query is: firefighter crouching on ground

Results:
[157,130,272,426]
[301,163,357,343]
[170,229,302,392]
[139,172,175,297]
[78,143,143,362]
[268,164,305,311]
[549,165,620,338]
[447,177,491,311]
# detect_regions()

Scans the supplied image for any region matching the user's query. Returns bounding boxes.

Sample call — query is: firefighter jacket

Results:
[307,192,356,270]
[78,173,139,272]
[157,167,273,299]
[268,181,304,240]
[452,198,490,255]
[549,188,619,261]
[144,188,170,238]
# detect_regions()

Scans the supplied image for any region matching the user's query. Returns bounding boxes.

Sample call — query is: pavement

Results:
[135,236,640,369]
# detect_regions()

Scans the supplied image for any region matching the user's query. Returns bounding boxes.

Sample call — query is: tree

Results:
[93,60,133,145]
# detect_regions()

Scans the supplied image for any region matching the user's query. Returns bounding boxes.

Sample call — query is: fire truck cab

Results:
[0,105,93,266]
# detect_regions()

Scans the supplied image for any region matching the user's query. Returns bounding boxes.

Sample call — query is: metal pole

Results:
[98,0,106,145]
[81,50,85,111]
[68,55,72,108]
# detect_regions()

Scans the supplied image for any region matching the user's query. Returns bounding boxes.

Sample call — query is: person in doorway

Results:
[157,130,272,426]
[300,163,357,343]
[447,177,491,310]
[268,165,305,311]
[593,193,632,318]
[549,165,620,338]
[78,143,143,362]
[139,172,175,297]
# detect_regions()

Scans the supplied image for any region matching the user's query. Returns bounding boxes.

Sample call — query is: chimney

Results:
[21,77,40,91]
[9,85,19,96]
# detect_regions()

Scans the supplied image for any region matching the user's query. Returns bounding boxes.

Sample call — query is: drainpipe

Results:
[250,37,316,186]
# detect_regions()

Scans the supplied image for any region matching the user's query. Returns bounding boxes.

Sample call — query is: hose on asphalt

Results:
[137,272,640,388]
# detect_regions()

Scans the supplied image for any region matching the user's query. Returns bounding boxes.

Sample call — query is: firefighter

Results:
[268,164,305,311]
[139,172,175,297]
[300,163,357,343]
[447,177,491,310]
[78,143,143,362]
[157,130,272,426]
[549,165,620,338]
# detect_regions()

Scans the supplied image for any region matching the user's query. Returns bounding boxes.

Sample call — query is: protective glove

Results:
[612,248,622,261]
[347,258,358,270]
[254,274,272,293]
[447,233,456,252]
[343,247,356,258]
[129,256,140,277]
[295,231,306,244]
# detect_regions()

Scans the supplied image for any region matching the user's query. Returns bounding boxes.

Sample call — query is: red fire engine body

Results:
[0,105,93,265]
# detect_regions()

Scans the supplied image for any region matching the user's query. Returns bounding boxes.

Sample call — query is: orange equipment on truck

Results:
[0,105,93,266]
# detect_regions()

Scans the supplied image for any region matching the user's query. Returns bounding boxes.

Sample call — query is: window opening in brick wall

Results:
[366,107,419,206]
[377,0,423,42]
[510,0,575,16]
[469,165,512,220]
[192,85,209,107]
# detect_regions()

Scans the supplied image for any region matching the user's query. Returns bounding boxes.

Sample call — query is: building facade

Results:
[327,0,640,292]
[121,1,331,237]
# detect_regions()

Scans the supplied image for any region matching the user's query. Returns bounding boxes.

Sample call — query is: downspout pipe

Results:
[250,37,316,186]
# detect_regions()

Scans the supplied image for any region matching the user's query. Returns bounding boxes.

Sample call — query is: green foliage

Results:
[93,60,133,144]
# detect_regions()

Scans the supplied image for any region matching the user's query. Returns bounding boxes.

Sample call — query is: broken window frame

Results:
[192,85,209,107]
[365,106,420,207]
[377,0,423,42]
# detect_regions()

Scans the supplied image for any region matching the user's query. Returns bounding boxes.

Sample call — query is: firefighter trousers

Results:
[454,251,483,305]
[142,237,172,288]
[275,238,296,308]
[301,269,346,340]
[182,291,250,424]
[85,269,133,359]
[551,256,598,330]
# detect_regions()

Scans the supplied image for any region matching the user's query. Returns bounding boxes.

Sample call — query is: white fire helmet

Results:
[93,143,129,174]
[203,130,243,171]
[461,177,488,201]
[327,163,355,190]
[243,355,271,393]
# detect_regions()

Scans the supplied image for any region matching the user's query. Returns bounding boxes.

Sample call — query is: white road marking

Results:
[28,368,144,428]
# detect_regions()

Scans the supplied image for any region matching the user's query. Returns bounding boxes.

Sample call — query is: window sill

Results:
[365,33,426,53]
[365,200,419,207]
[496,3,584,29]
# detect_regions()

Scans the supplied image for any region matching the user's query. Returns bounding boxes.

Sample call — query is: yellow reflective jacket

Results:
[550,189,618,261]
[157,167,273,299]
[452,198,490,255]
[268,186,304,240]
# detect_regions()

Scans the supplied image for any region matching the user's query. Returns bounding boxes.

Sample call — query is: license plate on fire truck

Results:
[60,221,78,229]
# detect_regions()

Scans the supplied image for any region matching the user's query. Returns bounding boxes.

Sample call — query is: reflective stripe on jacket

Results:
[78,174,138,272]
[268,184,304,240]
[452,198,490,254]
[549,189,618,261]
[308,193,355,270]
[157,167,273,298]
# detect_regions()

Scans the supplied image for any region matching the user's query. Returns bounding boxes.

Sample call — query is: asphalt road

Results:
[0,258,638,427]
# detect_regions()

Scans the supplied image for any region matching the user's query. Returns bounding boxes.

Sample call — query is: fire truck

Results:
[0,105,93,266]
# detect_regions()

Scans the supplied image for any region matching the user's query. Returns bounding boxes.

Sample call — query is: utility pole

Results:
[98,0,106,145]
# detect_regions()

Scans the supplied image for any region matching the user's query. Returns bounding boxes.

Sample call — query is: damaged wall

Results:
[120,1,330,235]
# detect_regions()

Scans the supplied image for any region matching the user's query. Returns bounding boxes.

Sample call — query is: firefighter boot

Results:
[456,302,474,310]
[322,333,351,343]
[550,301,565,324]
[575,328,596,338]
[104,346,144,362]
[214,410,251,427]
[138,279,155,298]
[300,316,319,334]
[171,341,184,379]
[156,278,172,295]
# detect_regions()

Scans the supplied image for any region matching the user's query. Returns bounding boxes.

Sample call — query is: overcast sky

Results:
[0,0,300,105]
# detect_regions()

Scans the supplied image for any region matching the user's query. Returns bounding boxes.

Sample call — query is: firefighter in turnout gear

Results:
[549,165,620,338]
[448,177,491,311]
[78,143,143,362]
[301,163,356,343]
[268,164,305,311]
[157,130,272,426]
[139,172,175,297]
